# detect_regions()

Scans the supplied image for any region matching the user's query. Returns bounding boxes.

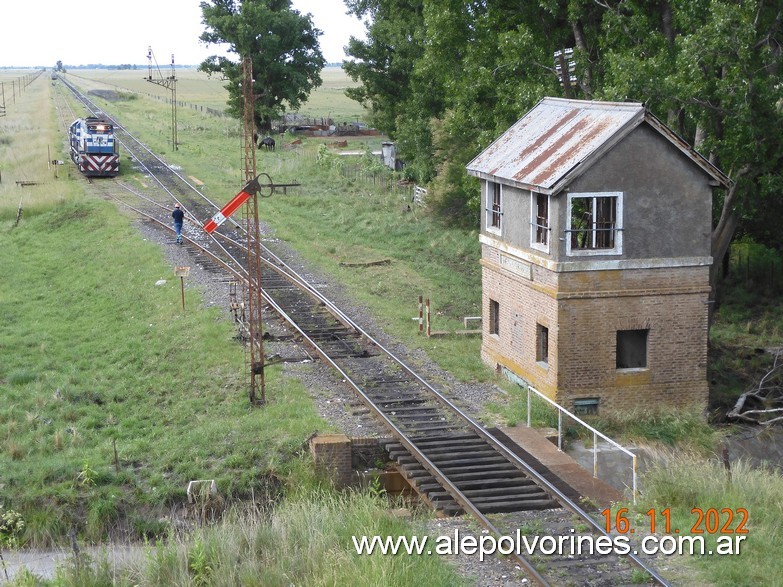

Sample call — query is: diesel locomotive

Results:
[68,116,119,177]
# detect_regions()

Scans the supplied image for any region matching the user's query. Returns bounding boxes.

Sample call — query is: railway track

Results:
[56,74,670,586]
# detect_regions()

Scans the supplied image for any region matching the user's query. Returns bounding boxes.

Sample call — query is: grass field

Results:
[2,68,783,586]
[69,65,367,122]
[0,71,479,584]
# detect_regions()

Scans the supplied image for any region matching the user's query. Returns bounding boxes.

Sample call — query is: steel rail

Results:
[105,193,247,284]
[58,75,244,231]
[61,74,668,586]
[194,231,667,584]
[253,241,670,586]
[107,184,548,582]
[258,280,551,585]
[122,151,667,586]
[113,183,249,280]
[117,167,666,587]
[110,192,527,580]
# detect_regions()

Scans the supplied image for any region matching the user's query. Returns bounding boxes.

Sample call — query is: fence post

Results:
[418,295,423,335]
[557,410,562,452]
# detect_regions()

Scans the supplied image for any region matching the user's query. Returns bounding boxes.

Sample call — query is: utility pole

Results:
[554,48,577,99]
[145,47,178,150]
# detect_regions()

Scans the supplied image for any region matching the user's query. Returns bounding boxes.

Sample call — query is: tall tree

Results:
[199,0,325,133]
[343,0,427,137]
[345,0,782,263]
[596,0,782,289]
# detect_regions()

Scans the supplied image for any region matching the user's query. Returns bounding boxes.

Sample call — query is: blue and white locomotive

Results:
[68,116,119,177]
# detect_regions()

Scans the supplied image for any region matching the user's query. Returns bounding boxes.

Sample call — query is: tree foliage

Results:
[199,0,325,132]
[344,0,783,255]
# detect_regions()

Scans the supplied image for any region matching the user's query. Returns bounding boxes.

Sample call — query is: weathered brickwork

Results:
[481,247,709,413]
[468,100,728,418]
[310,434,353,487]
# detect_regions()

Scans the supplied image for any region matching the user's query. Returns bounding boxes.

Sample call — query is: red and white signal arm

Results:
[203,176,262,233]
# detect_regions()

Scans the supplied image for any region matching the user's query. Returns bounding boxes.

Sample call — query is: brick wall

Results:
[309,434,353,487]
[481,244,709,413]
[309,436,394,487]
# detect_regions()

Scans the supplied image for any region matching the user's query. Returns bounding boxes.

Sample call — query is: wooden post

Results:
[425,298,431,337]
[14,195,22,227]
[418,295,423,335]
[722,443,732,484]
[175,266,190,311]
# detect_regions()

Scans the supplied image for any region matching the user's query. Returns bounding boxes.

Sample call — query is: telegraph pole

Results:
[554,48,577,99]
[145,47,178,150]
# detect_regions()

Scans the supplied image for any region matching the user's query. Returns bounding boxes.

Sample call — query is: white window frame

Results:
[566,191,623,256]
[486,182,502,234]
[530,192,550,253]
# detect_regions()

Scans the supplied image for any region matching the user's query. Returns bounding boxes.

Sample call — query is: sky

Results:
[0,0,366,68]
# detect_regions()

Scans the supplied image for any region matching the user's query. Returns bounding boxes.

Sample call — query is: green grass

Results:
[59,72,490,383]
[0,70,476,585]
[4,67,783,586]
[68,65,367,122]
[27,493,467,587]
[623,455,783,586]
[708,244,783,417]
[0,199,332,544]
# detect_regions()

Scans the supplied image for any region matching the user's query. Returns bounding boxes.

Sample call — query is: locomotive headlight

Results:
[96,125,105,131]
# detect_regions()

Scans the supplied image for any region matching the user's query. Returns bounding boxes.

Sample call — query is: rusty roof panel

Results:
[467,98,644,192]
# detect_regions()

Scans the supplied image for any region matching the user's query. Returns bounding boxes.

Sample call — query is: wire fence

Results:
[722,244,783,294]
[338,165,416,199]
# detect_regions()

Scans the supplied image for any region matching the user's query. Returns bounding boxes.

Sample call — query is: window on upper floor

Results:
[566,192,623,255]
[486,182,502,232]
[531,192,549,251]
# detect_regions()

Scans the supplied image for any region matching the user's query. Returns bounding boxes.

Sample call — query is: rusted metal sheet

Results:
[467,97,643,193]
[467,97,732,194]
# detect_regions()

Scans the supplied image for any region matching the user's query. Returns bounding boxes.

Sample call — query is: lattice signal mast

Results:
[242,55,266,405]
[146,46,178,150]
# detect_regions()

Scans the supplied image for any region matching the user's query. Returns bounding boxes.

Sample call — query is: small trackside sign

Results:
[203,176,262,233]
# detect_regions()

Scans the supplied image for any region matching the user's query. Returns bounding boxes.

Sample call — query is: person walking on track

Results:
[172,203,184,244]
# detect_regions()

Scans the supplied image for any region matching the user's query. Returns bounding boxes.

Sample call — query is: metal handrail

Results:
[524,383,638,504]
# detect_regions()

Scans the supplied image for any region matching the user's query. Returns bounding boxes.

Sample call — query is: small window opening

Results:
[488,183,502,229]
[616,329,648,369]
[534,192,549,245]
[536,324,549,364]
[489,299,500,336]
[573,398,599,415]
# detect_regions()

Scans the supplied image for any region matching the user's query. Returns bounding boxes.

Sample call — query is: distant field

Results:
[0,69,44,81]
[69,65,366,122]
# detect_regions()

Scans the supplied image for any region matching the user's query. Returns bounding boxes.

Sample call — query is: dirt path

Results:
[1,545,145,582]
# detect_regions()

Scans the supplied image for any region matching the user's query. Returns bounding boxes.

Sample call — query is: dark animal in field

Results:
[258,136,276,151]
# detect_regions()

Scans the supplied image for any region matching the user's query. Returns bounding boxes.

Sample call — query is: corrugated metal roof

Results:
[466,98,643,194]
[466,97,731,194]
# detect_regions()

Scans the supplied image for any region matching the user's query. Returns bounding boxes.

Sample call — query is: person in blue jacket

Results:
[172,203,184,244]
